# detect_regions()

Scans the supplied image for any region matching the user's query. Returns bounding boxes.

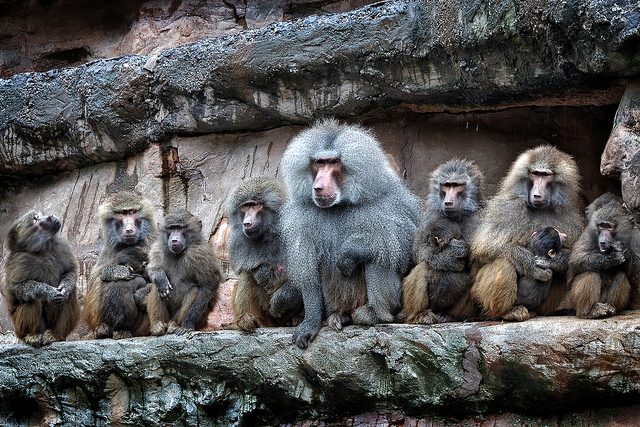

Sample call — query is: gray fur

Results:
[225,177,288,274]
[279,118,421,348]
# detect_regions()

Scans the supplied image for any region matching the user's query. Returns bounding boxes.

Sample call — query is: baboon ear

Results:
[548,249,557,258]
[435,236,441,245]
[531,231,538,239]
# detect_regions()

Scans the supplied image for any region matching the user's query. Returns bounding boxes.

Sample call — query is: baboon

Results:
[275,118,421,349]
[515,227,567,312]
[568,200,640,318]
[4,210,79,347]
[84,192,157,339]
[470,145,584,321]
[146,210,222,335]
[225,177,302,332]
[402,158,485,324]
[402,218,473,324]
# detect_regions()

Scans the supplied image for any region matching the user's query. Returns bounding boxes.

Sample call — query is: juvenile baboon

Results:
[146,210,222,335]
[402,158,484,324]
[402,218,473,324]
[470,145,584,321]
[4,210,79,347]
[84,192,157,339]
[568,200,640,318]
[515,227,567,312]
[225,177,302,332]
[275,118,421,349]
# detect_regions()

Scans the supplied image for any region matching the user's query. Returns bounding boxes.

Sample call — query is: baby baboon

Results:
[403,158,484,324]
[146,210,222,335]
[4,210,79,347]
[225,177,302,332]
[569,200,640,318]
[276,118,421,349]
[515,227,567,312]
[402,218,473,324]
[470,145,584,321]
[84,192,157,339]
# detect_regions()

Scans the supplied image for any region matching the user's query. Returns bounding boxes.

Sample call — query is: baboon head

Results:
[7,210,62,252]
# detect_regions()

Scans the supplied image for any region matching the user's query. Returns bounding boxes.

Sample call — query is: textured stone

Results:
[601,79,640,213]
[1,313,640,425]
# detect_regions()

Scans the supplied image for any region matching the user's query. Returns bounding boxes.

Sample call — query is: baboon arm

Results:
[504,244,552,281]
[415,239,469,271]
[152,269,173,299]
[570,248,626,277]
[101,265,134,281]
[7,280,63,303]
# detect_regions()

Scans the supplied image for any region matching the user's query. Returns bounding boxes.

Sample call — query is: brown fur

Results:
[84,192,156,338]
[4,210,79,347]
[470,145,584,321]
[225,178,301,332]
[146,210,222,335]
[402,218,475,324]
[568,200,639,318]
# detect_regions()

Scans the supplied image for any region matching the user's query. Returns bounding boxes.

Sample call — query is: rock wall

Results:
[1,315,640,425]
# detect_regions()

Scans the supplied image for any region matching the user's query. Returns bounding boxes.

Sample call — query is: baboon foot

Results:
[584,303,617,319]
[292,319,321,349]
[225,314,257,333]
[112,330,133,340]
[95,323,113,339]
[23,333,43,348]
[41,330,62,346]
[502,305,532,322]
[327,313,350,331]
[174,326,195,336]
[409,310,439,325]
[166,320,181,334]
[352,305,378,325]
[150,321,167,336]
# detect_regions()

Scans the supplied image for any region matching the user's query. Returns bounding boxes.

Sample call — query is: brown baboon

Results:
[84,192,157,339]
[568,200,640,318]
[402,218,473,324]
[515,227,567,312]
[146,210,222,335]
[4,210,79,347]
[402,158,484,324]
[275,118,421,349]
[225,177,302,332]
[470,145,584,321]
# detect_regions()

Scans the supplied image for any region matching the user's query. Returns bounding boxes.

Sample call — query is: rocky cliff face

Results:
[1,0,640,424]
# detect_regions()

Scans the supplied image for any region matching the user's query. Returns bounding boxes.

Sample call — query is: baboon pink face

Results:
[440,181,466,214]
[240,200,265,238]
[311,157,344,208]
[528,169,555,209]
[115,209,142,245]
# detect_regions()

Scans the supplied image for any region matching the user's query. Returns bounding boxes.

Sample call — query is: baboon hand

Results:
[337,251,359,277]
[532,265,553,282]
[611,241,628,264]
[154,270,173,300]
[449,239,469,258]
[534,256,551,270]
[47,286,68,305]
[292,319,320,349]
